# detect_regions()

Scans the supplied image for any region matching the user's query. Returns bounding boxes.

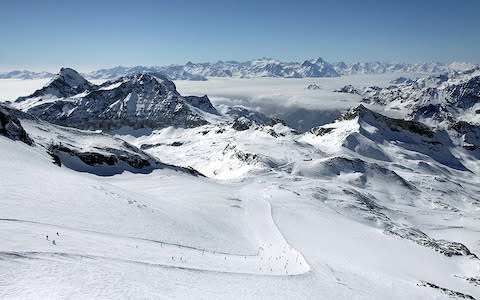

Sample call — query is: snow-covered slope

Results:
[336,69,480,156]
[305,105,468,170]
[2,72,480,299]
[14,69,219,130]
[0,103,202,176]
[2,105,480,299]
[119,104,480,259]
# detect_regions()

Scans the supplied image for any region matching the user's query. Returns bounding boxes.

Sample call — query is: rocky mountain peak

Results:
[312,57,327,65]
[16,67,95,102]
[13,69,217,131]
[57,67,89,85]
[103,72,179,97]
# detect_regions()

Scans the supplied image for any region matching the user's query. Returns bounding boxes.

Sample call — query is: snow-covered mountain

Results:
[2,67,480,298]
[332,61,448,75]
[0,70,54,79]
[84,59,478,80]
[2,59,477,81]
[306,104,468,171]
[16,68,96,101]
[86,57,340,80]
[87,65,208,81]
[13,68,220,130]
[297,57,339,77]
[336,68,480,146]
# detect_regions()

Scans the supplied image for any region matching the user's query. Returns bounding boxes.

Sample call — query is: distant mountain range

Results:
[2,58,477,81]
[0,70,55,80]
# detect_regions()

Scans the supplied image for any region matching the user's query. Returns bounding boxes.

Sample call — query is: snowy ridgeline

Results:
[1,68,480,299]
[1,58,478,81]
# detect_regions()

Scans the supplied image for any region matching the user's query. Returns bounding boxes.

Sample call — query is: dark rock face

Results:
[444,75,480,110]
[140,141,184,150]
[306,84,321,90]
[309,127,334,136]
[234,150,259,164]
[464,277,480,287]
[0,105,33,145]
[451,121,480,151]
[268,118,286,127]
[387,227,477,258]
[232,117,252,131]
[184,95,219,115]
[222,144,260,165]
[47,142,204,177]
[334,84,360,94]
[48,144,151,169]
[417,281,476,299]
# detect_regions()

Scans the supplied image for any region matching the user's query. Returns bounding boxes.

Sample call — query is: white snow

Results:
[2,134,479,299]
[1,73,480,299]
[0,79,50,101]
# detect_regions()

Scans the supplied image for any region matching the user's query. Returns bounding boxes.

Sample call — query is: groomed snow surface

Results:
[2,137,479,299]
[1,75,480,299]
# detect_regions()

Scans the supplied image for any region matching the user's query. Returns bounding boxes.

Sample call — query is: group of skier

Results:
[46,231,60,245]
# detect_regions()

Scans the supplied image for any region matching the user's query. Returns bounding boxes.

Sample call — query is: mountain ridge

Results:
[2,58,477,81]
[13,69,219,131]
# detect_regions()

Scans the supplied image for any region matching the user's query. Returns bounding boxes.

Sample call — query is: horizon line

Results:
[0,57,477,74]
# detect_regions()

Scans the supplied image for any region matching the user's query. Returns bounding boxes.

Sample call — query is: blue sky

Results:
[1,0,479,71]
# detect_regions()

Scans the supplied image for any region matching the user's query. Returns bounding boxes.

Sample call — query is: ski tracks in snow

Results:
[0,192,309,276]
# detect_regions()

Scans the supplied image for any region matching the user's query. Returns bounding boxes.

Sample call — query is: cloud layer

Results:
[175,74,406,130]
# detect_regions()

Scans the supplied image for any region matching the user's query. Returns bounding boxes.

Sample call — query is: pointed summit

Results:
[16,67,95,103]
[312,57,326,65]
[299,58,339,77]
[56,67,91,89]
